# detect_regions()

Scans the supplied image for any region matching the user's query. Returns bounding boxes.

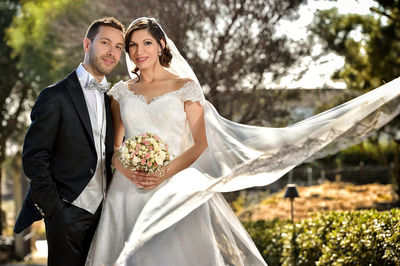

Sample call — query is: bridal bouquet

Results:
[118,133,170,173]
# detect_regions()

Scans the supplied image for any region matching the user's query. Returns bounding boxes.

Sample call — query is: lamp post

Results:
[284,184,300,222]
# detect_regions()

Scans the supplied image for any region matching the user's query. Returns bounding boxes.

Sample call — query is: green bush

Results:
[243,209,400,265]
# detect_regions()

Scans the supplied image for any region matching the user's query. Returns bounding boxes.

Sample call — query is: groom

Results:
[14,17,125,265]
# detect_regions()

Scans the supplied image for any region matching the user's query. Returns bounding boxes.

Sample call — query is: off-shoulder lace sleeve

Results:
[107,81,126,103]
[180,81,205,105]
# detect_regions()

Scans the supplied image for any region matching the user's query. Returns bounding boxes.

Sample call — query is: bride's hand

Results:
[113,154,169,189]
[131,166,169,189]
[112,154,140,184]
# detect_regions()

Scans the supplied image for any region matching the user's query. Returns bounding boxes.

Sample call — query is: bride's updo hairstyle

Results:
[125,18,173,79]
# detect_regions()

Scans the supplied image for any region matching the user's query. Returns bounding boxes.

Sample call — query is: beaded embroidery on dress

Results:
[86,80,267,266]
[86,17,400,266]
[86,75,400,266]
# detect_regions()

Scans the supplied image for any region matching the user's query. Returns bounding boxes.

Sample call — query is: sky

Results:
[274,0,377,89]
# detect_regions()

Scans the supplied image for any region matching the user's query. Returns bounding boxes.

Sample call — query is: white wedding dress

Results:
[85,72,400,266]
[86,16,400,266]
[86,80,268,266]
[85,72,400,265]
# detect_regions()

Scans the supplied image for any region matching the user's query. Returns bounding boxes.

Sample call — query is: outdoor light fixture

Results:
[284,184,300,221]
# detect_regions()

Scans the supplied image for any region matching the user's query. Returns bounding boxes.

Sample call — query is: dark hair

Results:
[85,17,125,41]
[125,18,173,79]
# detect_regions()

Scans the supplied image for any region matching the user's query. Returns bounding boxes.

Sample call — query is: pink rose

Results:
[142,133,147,137]
[131,153,135,158]
[147,161,152,166]
[145,153,150,159]
[141,159,146,164]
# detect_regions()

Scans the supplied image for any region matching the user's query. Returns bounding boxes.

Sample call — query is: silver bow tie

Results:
[86,79,111,93]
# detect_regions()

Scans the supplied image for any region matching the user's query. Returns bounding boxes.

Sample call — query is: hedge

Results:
[243,209,400,265]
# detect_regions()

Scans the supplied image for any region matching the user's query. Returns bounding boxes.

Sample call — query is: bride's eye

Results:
[129,43,137,47]
[144,41,152,46]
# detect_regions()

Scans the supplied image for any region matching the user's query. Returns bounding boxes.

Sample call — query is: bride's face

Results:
[128,29,162,71]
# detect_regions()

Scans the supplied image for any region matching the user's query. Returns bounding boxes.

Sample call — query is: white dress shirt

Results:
[76,63,106,128]
[71,63,108,214]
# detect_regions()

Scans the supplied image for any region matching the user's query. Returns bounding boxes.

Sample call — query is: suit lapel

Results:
[104,93,114,186]
[65,71,95,146]
[104,93,112,136]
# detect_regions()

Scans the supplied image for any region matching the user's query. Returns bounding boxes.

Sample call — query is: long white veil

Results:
[117,17,400,264]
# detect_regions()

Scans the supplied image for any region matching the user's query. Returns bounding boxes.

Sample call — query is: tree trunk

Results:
[393,141,400,202]
[0,134,7,235]
[359,138,400,201]
[0,165,3,235]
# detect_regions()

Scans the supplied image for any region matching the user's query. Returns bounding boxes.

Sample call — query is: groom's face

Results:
[84,25,124,77]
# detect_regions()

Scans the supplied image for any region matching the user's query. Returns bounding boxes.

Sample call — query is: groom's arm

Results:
[22,87,61,218]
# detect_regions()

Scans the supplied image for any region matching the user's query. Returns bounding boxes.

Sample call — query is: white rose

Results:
[133,156,140,164]
[159,151,166,161]
[121,146,129,154]
[155,156,164,165]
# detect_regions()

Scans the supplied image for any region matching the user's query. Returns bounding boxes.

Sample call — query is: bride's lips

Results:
[136,57,148,63]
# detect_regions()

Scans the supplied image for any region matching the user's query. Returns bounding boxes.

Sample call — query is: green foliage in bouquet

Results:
[244,209,400,266]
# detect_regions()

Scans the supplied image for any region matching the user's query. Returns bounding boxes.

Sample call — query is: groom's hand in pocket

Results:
[48,199,68,223]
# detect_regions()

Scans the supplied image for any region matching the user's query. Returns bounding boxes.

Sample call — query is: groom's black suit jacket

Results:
[14,71,114,234]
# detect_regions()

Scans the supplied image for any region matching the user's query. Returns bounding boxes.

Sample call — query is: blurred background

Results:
[1,0,399,264]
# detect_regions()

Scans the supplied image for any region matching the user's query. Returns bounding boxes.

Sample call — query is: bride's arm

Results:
[135,100,208,189]
[110,97,125,147]
[167,100,208,174]
[110,97,135,179]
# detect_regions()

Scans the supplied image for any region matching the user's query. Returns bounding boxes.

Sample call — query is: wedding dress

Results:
[87,77,400,266]
[86,17,400,266]
[86,80,267,265]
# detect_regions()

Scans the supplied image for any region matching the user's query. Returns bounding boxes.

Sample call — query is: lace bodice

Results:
[108,80,205,159]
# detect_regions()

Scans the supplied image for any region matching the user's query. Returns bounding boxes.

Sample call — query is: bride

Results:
[86,17,400,265]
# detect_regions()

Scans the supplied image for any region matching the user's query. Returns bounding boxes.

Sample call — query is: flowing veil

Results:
[117,17,400,264]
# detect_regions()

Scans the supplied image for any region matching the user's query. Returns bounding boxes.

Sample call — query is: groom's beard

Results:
[88,47,117,75]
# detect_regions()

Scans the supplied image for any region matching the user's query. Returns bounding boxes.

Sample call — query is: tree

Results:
[2,0,89,235]
[310,1,400,199]
[0,0,28,235]
[103,0,311,123]
[7,0,310,124]
[6,0,89,87]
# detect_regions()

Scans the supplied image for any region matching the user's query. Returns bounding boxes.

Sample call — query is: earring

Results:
[158,51,162,56]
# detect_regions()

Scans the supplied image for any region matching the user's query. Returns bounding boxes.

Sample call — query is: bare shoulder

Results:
[127,77,139,84]
[175,77,194,89]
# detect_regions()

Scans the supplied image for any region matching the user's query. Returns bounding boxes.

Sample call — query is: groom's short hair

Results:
[85,17,125,41]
